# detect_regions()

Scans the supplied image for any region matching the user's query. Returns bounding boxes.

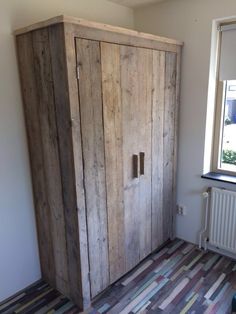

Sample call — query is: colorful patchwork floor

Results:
[1,239,236,314]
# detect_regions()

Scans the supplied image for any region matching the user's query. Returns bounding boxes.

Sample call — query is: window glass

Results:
[220,80,236,172]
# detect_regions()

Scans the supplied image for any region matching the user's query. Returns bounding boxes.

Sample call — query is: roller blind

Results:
[219,24,236,81]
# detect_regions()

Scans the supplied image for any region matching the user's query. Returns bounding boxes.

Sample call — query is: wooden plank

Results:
[63,23,91,309]
[120,46,152,269]
[16,33,55,285]
[14,15,184,46]
[48,23,90,309]
[76,38,109,297]
[171,46,182,239]
[136,47,152,260]
[151,50,165,250]
[120,45,141,272]
[101,42,125,283]
[32,28,69,294]
[71,24,179,53]
[163,52,177,241]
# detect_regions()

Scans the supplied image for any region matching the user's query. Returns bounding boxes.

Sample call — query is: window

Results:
[213,23,236,175]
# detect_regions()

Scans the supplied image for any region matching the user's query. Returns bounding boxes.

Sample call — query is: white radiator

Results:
[208,187,236,254]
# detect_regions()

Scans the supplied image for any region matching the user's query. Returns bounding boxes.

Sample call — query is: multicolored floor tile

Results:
[1,239,235,313]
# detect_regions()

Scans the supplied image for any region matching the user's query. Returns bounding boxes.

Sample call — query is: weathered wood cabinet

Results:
[15,16,182,310]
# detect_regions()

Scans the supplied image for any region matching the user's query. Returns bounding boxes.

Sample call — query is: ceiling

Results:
[108,0,166,8]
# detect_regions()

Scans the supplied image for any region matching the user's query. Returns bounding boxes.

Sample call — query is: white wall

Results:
[0,0,133,302]
[134,0,236,244]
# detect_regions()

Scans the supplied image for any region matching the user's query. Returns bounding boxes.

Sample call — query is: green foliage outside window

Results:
[225,117,232,125]
[222,149,236,165]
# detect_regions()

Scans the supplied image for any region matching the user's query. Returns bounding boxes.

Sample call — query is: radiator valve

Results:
[202,191,209,198]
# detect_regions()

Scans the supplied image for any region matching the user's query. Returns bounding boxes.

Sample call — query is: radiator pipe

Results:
[199,189,210,250]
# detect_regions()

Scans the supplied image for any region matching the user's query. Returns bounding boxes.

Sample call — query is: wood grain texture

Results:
[151,50,165,250]
[63,23,91,309]
[136,47,152,261]
[163,52,177,241]
[32,28,69,293]
[48,23,90,308]
[16,33,55,285]
[14,15,183,46]
[120,45,141,272]
[101,42,125,284]
[70,23,179,53]
[120,45,152,271]
[76,38,109,297]
[172,47,182,240]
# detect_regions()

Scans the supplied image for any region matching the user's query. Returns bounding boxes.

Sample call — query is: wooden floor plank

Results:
[1,240,236,314]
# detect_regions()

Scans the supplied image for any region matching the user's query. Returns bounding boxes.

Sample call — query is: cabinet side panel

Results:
[101,42,125,283]
[163,52,177,241]
[76,38,109,297]
[16,33,56,285]
[48,24,90,309]
[64,24,91,309]
[151,51,165,250]
[172,47,181,239]
[31,28,69,293]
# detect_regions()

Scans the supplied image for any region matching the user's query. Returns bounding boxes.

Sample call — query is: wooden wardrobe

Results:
[15,16,182,310]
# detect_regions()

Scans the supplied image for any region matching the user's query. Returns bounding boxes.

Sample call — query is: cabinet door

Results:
[101,43,153,282]
[76,38,177,295]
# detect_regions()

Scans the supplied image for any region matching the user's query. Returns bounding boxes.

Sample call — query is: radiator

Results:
[208,187,236,254]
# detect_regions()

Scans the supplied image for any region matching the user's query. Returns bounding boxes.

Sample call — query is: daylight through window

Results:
[213,23,236,175]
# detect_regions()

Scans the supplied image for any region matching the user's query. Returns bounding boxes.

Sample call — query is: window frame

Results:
[212,25,236,176]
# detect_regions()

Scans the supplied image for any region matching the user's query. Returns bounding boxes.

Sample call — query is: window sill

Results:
[201,172,236,185]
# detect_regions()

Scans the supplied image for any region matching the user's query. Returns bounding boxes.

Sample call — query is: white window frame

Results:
[212,23,236,176]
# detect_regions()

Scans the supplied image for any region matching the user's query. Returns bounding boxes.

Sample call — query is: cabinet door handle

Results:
[133,154,139,178]
[140,152,145,175]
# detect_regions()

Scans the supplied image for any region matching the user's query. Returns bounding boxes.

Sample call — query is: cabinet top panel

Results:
[14,15,183,46]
